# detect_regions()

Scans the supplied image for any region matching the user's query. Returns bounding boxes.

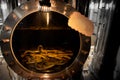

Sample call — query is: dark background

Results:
[98,0,120,80]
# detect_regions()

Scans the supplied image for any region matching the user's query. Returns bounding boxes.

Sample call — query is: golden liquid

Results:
[21,45,73,72]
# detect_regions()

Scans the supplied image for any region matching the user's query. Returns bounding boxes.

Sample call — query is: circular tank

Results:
[0,0,91,79]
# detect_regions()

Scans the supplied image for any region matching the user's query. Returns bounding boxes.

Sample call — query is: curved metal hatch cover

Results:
[0,0,91,79]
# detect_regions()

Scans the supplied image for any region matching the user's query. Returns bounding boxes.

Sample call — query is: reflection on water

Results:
[21,45,73,72]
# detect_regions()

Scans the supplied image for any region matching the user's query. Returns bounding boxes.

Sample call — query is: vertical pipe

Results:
[0,0,10,21]
[11,0,18,9]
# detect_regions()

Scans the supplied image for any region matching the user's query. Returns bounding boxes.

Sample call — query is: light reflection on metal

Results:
[71,0,76,8]
[89,2,94,10]
[20,4,29,10]
[2,39,10,43]
[42,74,50,78]
[105,1,115,10]
[0,0,10,21]
[18,0,28,6]
[63,6,67,16]
[12,13,18,20]
[46,12,50,26]
[4,26,12,31]
[1,1,7,10]
[40,6,51,12]
[24,5,29,10]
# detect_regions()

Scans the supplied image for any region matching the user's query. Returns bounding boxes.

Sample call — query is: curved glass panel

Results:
[12,11,80,73]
